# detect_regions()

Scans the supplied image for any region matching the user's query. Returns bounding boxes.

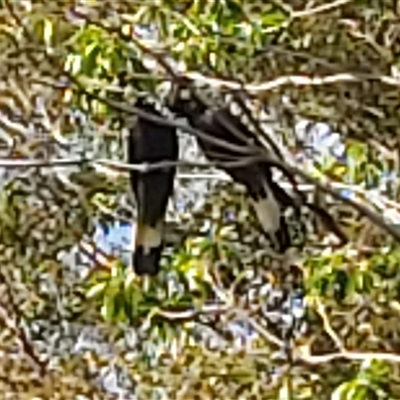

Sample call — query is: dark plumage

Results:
[128,98,179,275]
[167,80,297,252]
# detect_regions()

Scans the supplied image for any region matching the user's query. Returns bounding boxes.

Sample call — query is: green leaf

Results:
[43,19,53,47]
[331,381,354,400]
[260,10,287,27]
[101,292,116,321]
[86,281,107,299]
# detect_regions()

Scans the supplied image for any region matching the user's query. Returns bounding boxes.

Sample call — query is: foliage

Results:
[0,0,399,399]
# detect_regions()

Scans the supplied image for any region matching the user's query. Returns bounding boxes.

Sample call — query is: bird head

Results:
[162,77,205,120]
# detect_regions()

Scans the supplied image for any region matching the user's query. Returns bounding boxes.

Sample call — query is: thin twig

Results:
[184,71,400,93]
[0,157,90,168]
[95,156,269,172]
[0,156,266,171]
[248,319,285,348]
[292,0,352,19]
[299,350,400,364]
[315,299,345,352]
[152,303,230,321]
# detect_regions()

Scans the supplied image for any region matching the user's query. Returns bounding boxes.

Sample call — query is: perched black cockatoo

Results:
[166,79,300,253]
[128,97,179,275]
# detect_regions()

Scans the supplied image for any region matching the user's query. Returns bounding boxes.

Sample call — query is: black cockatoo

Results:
[166,79,300,252]
[128,97,179,275]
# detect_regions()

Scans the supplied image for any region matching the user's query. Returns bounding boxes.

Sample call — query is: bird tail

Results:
[251,177,299,252]
[132,220,164,276]
[254,177,348,250]
[251,180,281,234]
